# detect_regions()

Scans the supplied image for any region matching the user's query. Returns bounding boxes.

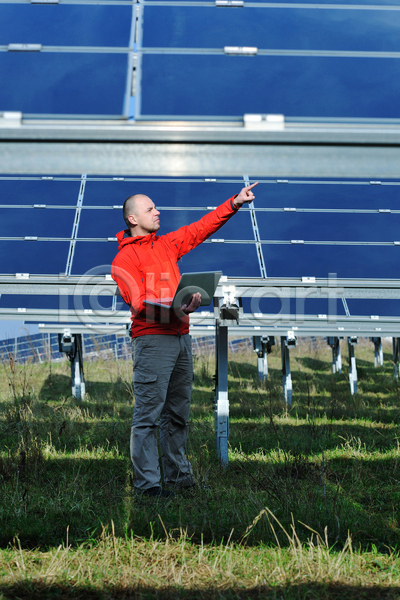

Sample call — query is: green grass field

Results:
[1,337,400,599]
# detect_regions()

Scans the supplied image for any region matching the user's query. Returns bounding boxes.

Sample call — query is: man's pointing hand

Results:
[234,182,259,208]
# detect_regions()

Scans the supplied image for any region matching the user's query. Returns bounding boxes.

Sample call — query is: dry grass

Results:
[2,521,400,599]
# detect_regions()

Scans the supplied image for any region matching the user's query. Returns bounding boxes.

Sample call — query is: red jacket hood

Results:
[116,229,158,251]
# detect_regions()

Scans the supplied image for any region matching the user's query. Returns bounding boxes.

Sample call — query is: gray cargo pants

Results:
[131,333,194,491]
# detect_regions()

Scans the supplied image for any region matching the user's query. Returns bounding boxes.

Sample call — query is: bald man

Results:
[111,183,258,498]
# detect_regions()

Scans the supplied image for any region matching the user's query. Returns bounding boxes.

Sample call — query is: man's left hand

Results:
[181,292,202,315]
[234,182,259,207]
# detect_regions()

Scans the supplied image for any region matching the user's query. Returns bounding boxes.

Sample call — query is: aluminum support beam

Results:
[4,141,400,178]
[3,120,400,177]
[4,275,400,299]
[214,322,229,466]
[347,336,358,395]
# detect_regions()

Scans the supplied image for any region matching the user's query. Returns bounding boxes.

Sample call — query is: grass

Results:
[1,336,400,598]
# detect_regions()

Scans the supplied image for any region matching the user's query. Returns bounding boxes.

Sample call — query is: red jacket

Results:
[111,196,239,337]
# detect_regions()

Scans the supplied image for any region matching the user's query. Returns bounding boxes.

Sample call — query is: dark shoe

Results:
[168,481,197,495]
[139,486,175,499]
[168,476,196,491]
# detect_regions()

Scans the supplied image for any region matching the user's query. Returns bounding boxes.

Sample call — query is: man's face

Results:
[129,196,160,236]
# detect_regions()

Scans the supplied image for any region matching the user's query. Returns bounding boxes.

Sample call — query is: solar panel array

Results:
[1,0,400,330]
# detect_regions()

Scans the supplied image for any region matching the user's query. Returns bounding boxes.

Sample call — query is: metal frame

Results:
[58,330,85,399]
[393,338,400,379]
[214,322,229,465]
[65,174,86,276]
[4,121,400,177]
[281,333,295,405]
[347,336,358,395]
[253,335,275,381]
[371,336,383,368]
[327,337,342,374]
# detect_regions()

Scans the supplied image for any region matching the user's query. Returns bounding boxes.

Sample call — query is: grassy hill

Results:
[1,337,400,598]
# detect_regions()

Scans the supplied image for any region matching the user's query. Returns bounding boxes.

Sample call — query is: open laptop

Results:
[143,271,222,311]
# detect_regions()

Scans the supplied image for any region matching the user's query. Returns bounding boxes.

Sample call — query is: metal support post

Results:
[71,334,85,400]
[58,329,85,400]
[281,332,296,405]
[370,337,383,367]
[214,322,229,466]
[327,337,342,374]
[347,336,358,395]
[393,337,400,379]
[253,335,275,381]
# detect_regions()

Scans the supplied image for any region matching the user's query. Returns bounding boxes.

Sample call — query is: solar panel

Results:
[0,240,70,276]
[0,178,80,206]
[140,54,400,119]
[0,54,130,117]
[143,5,400,51]
[0,4,132,47]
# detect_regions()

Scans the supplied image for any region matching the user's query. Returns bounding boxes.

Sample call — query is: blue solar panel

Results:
[261,244,400,280]
[346,299,400,317]
[0,54,129,116]
[143,6,400,52]
[0,208,74,238]
[178,242,261,278]
[0,5,132,47]
[82,180,245,207]
[141,54,400,119]
[79,207,253,241]
[0,179,80,206]
[0,240,69,275]
[71,241,121,276]
[251,181,400,210]
[257,212,400,243]
[79,210,125,239]
[248,296,348,319]
[4,294,62,311]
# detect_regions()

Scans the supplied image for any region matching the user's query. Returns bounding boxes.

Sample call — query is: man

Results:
[111,182,258,497]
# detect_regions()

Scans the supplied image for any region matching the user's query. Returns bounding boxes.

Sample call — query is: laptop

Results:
[143,271,222,311]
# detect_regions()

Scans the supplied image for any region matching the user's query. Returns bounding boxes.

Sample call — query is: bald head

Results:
[123,194,151,228]
[122,194,161,236]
